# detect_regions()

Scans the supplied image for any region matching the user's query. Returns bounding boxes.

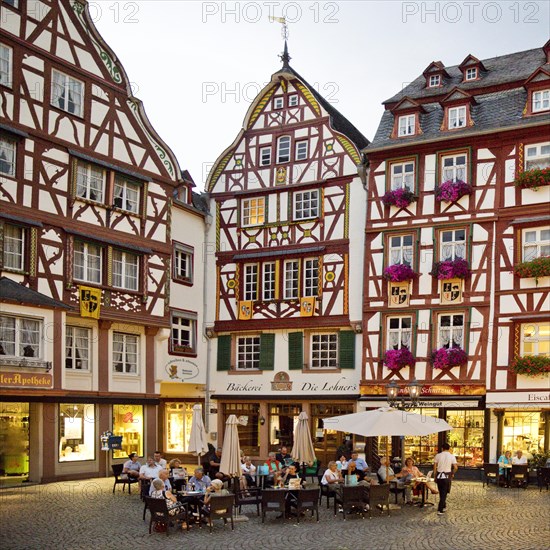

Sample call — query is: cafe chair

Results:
[510,465,529,489]
[377,473,406,504]
[537,467,550,492]
[334,485,366,520]
[207,494,235,533]
[367,484,391,518]
[318,475,336,509]
[232,478,262,516]
[145,496,189,536]
[261,489,287,523]
[295,488,320,523]
[304,460,321,483]
[111,463,138,494]
[482,463,499,488]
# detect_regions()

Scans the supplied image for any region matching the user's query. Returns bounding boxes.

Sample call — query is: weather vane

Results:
[269,16,291,66]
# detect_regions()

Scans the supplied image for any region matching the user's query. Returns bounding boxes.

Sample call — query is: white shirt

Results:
[336,460,349,470]
[512,455,528,465]
[155,458,167,469]
[434,451,457,473]
[377,465,395,482]
[321,468,340,486]
[139,464,162,479]
[241,463,256,475]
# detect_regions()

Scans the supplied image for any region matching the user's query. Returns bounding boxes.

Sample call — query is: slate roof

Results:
[0,277,72,309]
[384,47,547,105]
[191,191,210,215]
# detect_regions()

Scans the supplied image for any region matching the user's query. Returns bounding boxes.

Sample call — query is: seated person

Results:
[512,450,528,465]
[122,452,141,479]
[276,446,293,466]
[208,447,227,481]
[281,464,303,487]
[203,479,231,515]
[350,450,369,480]
[498,450,513,487]
[336,455,349,471]
[321,461,343,495]
[240,456,257,488]
[264,452,282,487]
[139,456,162,485]
[401,457,437,497]
[188,467,212,492]
[378,456,412,503]
[153,451,167,469]
[150,469,172,495]
[150,478,187,520]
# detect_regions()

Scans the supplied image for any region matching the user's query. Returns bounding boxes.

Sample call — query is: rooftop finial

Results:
[269,15,291,67]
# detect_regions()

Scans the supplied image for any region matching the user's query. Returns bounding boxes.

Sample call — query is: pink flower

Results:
[384,349,416,370]
[435,180,472,203]
[382,264,417,282]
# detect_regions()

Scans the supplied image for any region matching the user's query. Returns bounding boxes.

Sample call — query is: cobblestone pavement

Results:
[1,478,548,550]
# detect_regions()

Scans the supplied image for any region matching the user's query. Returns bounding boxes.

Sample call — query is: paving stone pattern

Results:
[1,478,548,550]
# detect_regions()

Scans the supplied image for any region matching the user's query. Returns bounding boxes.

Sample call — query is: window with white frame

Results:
[262,262,276,301]
[284,260,299,299]
[51,70,83,117]
[277,136,291,163]
[520,322,550,357]
[113,332,139,374]
[113,176,140,214]
[465,68,477,81]
[398,115,415,137]
[174,244,193,282]
[311,333,338,369]
[429,74,441,87]
[294,190,319,220]
[438,313,464,349]
[241,197,265,226]
[236,336,260,370]
[274,97,284,109]
[525,143,550,170]
[389,234,413,266]
[303,258,318,297]
[112,250,139,291]
[260,146,271,166]
[388,317,412,350]
[440,228,466,261]
[3,224,24,271]
[0,43,12,88]
[0,315,41,358]
[74,241,102,284]
[171,313,195,353]
[0,136,16,177]
[65,326,91,370]
[295,141,308,161]
[441,153,467,183]
[522,227,550,261]
[532,90,550,113]
[390,160,415,191]
[288,94,299,107]
[75,161,104,202]
[243,264,258,301]
[448,106,467,129]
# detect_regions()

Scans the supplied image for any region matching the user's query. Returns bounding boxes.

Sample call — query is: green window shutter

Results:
[259,333,275,371]
[216,335,231,371]
[339,331,355,369]
[288,332,303,370]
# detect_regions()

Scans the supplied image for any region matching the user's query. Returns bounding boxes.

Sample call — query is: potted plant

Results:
[383,348,416,370]
[509,355,550,377]
[435,180,473,203]
[381,188,417,209]
[513,256,550,283]
[430,258,471,280]
[431,347,468,369]
[382,264,418,282]
[514,167,550,190]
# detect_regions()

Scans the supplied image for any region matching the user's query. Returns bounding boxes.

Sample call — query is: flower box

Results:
[383,348,416,370]
[430,258,471,280]
[514,167,550,190]
[381,188,417,209]
[382,264,418,282]
[172,344,194,354]
[435,180,473,203]
[510,355,550,377]
[513,256,550,282]
[431,347,468,369]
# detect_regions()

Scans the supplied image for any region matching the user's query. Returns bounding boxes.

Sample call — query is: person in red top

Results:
[264,452,282,487]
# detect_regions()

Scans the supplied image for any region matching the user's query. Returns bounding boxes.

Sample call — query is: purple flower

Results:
[383,348,416,370]
[382,264,418,282]
[430,258,471,280]
[431,347,468,369]
[381,188,417,209]
[435,180,473,203]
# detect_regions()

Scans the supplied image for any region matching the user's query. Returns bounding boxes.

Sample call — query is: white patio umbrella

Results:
[188,404,209,465]
[219,414,242,478]
[291,411,316,471]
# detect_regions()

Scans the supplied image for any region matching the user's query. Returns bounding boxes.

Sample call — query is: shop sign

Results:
[0,371,52,388]
[164,359,200,381]
[224,376,358,394]
[362,384,485,397]
[271,372,292,391]
[486,391,550,405]
[360,400,480,409]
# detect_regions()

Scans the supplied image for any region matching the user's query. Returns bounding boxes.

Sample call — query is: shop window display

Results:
[112,404,143,459]
[59,404,95,462]
[222,403,259,455]
[502,411,545,456]
[403,408,439,466]
[446,410,484,467]
[0,402,29,477]
[269,403,301,451]
[165,402,194,453]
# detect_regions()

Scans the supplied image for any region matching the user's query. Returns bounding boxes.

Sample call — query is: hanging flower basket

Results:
[430,258,471,280]
[435,180,473,203]
[431,347,468,369]
[382,264,418,282]
[383,348,416,371]
[513,256,550,282]
[381,188,417,209]
[514,167,550,190]
[510,355,550,377]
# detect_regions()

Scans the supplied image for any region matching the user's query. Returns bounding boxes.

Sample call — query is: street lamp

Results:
[385,378,422,411]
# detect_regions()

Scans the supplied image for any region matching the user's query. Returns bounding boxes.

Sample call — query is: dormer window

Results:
[398,115,416,137]
[465,68,477,81]
[429,75,441,88]
[448,106,466,129]
[533,90,550,112]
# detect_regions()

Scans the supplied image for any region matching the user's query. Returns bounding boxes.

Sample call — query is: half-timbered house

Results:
[205,48,368,464]
[363,41,550,473]
[0,0,201,482]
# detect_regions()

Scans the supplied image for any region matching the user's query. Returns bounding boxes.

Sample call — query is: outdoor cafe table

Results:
[409,477,434,508]
[176,490,205,520]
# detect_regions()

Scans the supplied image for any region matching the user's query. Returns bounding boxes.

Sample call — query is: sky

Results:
[90,1,550,190]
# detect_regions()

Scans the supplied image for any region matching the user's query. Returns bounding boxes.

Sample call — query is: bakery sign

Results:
[271,371,292,391]
[0,371,53,388]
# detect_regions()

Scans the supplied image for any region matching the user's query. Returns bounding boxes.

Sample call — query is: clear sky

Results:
[91,1,550,190]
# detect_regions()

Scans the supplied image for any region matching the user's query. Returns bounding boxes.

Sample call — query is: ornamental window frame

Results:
[439,228,467,261]
[3,223,25,271]
[75,160,105,203]
[397,114,416,137]
[428,74,441,88]
[303,258,319,298]
[277,136,291,164]
[0,43,12,88]
[532,89,550,113]
[243,263,258,301]
[283,260,299,300]
[259,146,272,166]
[295,140,308,161]
[388,234,414,267]
[170,311,196,355]
[288,94,299,107]
[236,335,261,370]
[441,152,467,183]
[448,106,467,129]
[437,312,465,349]
[273,96,284,110]
[387,316,413,351]
[112,332,139,374]
[262,262,276,301]
[112,249,139,291]
[65,326,91,371]
[0,135,16,177]
[389,160,415,191]
[465,67,478,81]
[524,142,550,170]
[310,333,338,370]
[293,189,319,220]
[51,69,84,117]
[520,322,550,357]
[0,314,42,359]
[113,175,140,214]
[73,241,103,284]
[522,226,550,262]
[241,196,265,227]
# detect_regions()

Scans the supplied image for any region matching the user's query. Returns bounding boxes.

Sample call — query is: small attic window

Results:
[274,97,284,109]
[428,75,441,88]
[533,90,550,113]
[465,68,478,81]
[288,94,299,107]
[448,106,467,129]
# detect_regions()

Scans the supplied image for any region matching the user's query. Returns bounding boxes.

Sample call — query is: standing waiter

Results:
[433,443,458,515]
